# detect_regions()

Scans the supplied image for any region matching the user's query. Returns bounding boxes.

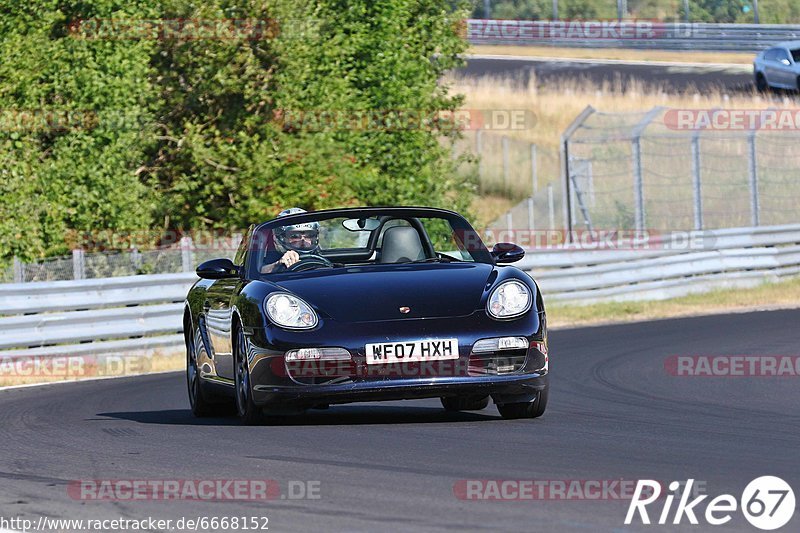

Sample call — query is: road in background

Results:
[0,309,798,531]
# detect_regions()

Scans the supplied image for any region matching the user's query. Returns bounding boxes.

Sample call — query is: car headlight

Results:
[265,293,318,329]
[487,280,532,319]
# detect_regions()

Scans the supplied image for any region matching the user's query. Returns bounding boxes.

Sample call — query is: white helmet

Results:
[274,208,320,255]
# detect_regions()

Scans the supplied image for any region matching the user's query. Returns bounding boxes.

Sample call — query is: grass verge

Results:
[547,276,800,329]
[468,45,754,65]
[0,348,184,388]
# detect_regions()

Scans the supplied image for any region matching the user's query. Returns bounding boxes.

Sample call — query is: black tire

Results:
[186,327,216,417]
[796,76,800,92]
[234,321,265,425]
[441,395,490,412]
[497,388,548,420]
[755,73,768,92]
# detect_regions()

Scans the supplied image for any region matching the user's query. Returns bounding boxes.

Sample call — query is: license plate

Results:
[365,338,459,365]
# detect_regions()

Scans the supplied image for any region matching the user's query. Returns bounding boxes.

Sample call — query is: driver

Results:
[261,207,321,273]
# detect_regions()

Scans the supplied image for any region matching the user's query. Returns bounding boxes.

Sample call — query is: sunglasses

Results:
[286,231,318,241]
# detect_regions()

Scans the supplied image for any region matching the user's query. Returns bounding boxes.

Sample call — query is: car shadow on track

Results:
[96,405,505,426]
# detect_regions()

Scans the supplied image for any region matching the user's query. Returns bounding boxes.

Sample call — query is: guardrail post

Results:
[748,133,760,226]
[502,136,510,193]
[691,134,704,230]
[547,182,555,230]
[72,249,85,280]
[530,143,538,195]
[13,257,24,283]
[181,236,195,272]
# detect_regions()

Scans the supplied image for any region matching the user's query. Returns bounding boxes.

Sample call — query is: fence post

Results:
[691,134,703,231]
[506,212,513,239]
[561,106,596,240]
[748,133,760,226]
[527,197,535,231]
[232,232,244,258]
[547,182,555,230]
[631,137,645,231]
[629,106,664,232]
[502,136,510,193]
[131,248,142,272]
[72,249,85,280]
[13,257,24,283]
[476,129,484,189]
[181,236,195,272]
[530,143,538,195]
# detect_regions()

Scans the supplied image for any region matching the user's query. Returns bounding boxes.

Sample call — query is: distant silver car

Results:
[754,41,800,91]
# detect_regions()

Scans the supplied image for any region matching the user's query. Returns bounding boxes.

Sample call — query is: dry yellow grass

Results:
[469,45,754,65]
[0,348,184,388]
[448,74,795,152]
[470,194,516,229]
[547,276,800,329]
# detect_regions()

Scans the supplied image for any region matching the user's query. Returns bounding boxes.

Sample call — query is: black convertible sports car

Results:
[183,206,549,424]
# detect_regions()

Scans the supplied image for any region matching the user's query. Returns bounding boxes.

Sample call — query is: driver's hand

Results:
[279,250,300,268]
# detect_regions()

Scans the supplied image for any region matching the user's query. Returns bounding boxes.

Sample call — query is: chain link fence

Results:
[562,106,800,233]
[462,106,800,243]
[2,236,241,284]
[452,129,564,241]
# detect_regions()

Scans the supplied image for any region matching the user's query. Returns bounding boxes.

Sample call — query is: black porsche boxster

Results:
[183,207,549,424]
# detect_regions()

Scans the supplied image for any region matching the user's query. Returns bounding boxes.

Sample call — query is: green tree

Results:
[0,0,474,266]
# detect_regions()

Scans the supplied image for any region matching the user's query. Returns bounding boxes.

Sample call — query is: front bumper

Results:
[251,372,548,406]
[234,310,548,409]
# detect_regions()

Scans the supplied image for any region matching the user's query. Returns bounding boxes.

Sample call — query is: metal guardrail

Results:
[0,273,197,358]
[0,224,798,358]
[520,224,800,303]
[467,20,800,52]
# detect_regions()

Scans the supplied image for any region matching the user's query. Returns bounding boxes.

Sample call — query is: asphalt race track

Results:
[459,56,756,94]
[1,309,798,531]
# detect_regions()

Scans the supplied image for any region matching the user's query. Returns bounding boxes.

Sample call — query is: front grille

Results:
[468,348,528,376]
[286,359,356,385]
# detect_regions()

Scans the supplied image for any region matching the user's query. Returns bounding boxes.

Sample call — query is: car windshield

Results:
[244,210,492,276]
[792,49,800,63]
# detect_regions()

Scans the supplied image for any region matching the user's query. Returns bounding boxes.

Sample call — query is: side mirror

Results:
[491,243,525,264]
[781,58,792,66]
[196,258,239,279]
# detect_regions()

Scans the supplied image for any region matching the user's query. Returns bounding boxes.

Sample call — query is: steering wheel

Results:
[286,254,335,272]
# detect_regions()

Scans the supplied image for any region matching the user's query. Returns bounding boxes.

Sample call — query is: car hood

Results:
[272,263,494,323]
